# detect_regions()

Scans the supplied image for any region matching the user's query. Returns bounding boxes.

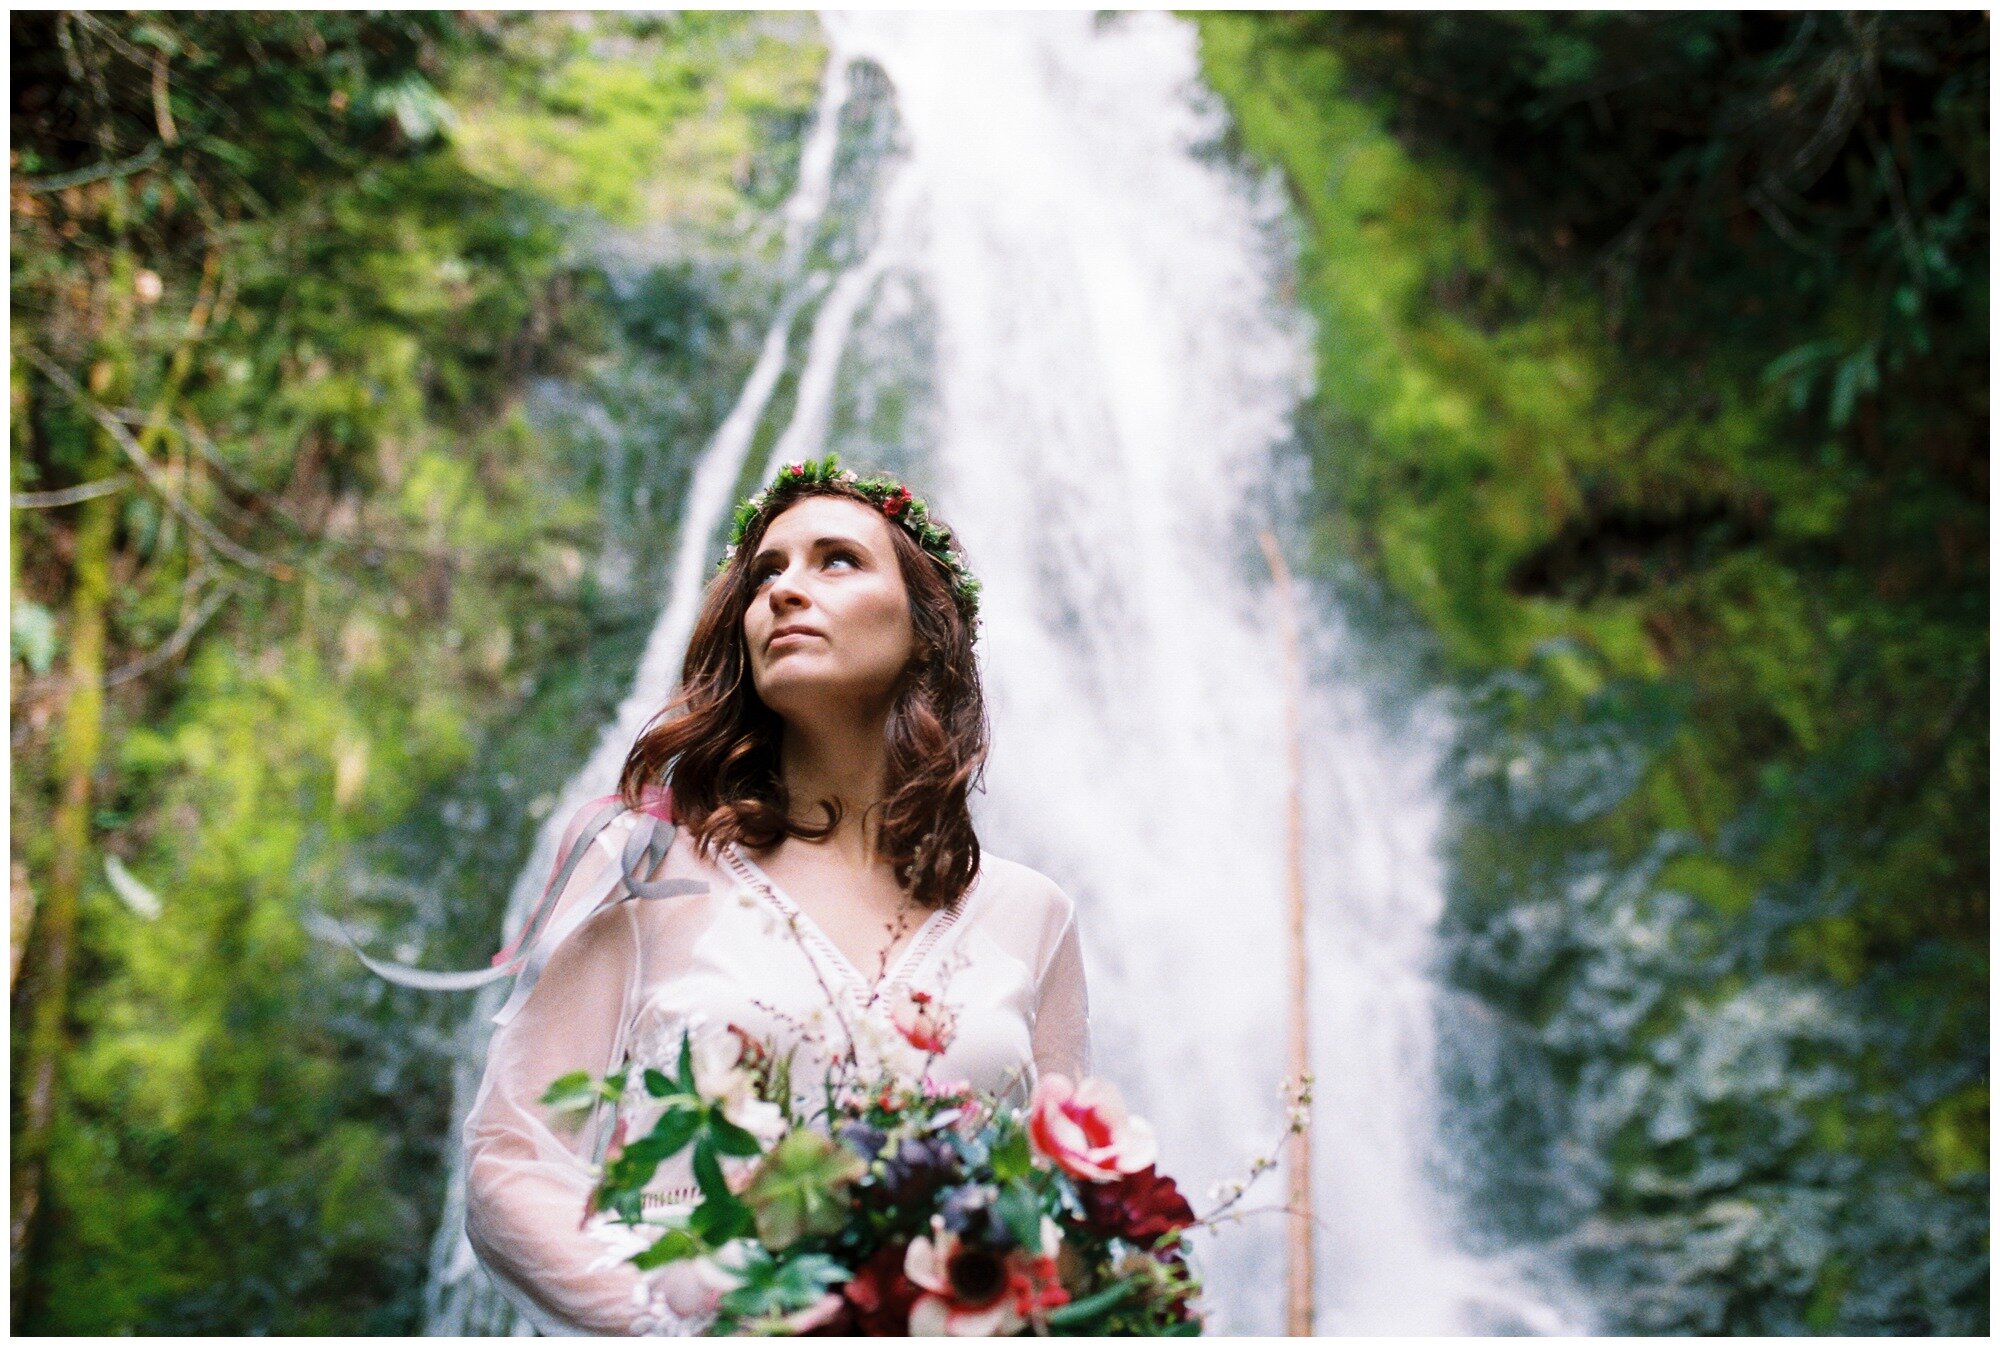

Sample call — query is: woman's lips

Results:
[768,630,823,650]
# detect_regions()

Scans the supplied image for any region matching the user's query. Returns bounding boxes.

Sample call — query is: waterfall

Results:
[428,11,1584,1334]
[419,44,859,1333]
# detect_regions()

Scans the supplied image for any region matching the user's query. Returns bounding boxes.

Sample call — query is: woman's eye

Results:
[753,553,855,584]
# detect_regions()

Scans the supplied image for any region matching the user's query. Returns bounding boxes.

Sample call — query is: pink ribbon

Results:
[488,785,675,968]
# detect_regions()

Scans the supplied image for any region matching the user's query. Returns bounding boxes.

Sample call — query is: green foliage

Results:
[1045,1280,1137,1330]
[1282,12,1987,436]
[989,1116,1034,1183]
[715,1247,848,1322]
[540,1069,624,1117]
[1196,12,1985,1333]
[12,10,824,1334]
[447,12,823,230]
[742,1130,869,1251]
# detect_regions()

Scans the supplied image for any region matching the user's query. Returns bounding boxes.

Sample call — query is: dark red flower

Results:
[1077,1165,1195,1246]
[880,486,913,518]
[842,1241,924,1335]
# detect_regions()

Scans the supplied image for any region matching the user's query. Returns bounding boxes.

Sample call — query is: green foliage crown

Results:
[718,455,983,636]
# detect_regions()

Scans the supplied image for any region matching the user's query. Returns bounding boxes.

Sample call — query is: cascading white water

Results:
[429,11,1585,1335]
[827,12,1579,1334]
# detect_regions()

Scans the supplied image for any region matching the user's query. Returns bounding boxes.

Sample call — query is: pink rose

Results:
[1026,1074,1157,1183]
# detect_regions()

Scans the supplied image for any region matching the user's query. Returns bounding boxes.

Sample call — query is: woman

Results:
[457,458,1092,1334]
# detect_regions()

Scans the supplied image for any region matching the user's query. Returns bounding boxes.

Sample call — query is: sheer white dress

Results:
[460,799,1093,1335]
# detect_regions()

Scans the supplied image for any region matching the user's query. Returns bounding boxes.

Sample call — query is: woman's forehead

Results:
[761,495,895,549]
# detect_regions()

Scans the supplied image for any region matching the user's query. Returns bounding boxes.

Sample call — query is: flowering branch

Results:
[1194,1071,1314,1228]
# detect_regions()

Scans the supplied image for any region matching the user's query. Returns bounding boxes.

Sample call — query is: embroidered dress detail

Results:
[719,842,966,995]
[642,1186,701,1210]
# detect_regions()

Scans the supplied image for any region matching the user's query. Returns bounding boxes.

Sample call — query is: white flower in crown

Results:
[838,468,859,482]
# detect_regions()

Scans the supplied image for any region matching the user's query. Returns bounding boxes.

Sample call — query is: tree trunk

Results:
[10,242,134,1320]
[1259,530,1316,1336]
[9,864,32,993]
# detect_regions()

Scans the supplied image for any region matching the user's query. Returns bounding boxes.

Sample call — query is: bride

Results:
[456,458,1092,1334]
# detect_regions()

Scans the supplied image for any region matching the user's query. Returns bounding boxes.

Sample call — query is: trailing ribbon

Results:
[325,787,707,1027]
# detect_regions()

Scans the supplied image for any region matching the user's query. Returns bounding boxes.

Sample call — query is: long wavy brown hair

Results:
[618,480,989,911]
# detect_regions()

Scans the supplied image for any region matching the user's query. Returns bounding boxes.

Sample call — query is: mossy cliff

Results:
[1196,12,1985,1333]
[10,13,822,1332]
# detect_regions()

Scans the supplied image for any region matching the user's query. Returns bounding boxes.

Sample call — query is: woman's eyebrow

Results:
[751,535,871,563]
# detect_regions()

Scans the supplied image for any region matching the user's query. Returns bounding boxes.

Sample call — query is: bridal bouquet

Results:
[538,997,1300,1335]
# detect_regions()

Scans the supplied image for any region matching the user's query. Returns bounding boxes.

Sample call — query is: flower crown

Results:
[718,454,983,633]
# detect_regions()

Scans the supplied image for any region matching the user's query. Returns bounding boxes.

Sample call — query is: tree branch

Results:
[22,346,293,580]
[12,476,132,509]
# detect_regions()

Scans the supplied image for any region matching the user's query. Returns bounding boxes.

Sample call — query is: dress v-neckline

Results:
[722,842,958,994]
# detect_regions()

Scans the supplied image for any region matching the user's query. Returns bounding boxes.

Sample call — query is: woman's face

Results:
[742,495,918,723]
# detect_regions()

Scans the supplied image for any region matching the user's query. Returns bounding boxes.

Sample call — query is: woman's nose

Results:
[766,568,810,609]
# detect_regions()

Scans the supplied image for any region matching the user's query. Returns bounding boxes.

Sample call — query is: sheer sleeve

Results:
[462,806,656,1336]
[1029,890,1092,1081]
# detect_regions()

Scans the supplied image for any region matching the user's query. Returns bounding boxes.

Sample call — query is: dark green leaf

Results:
[1045,1281,1137,1329]
[538,1070,598,1112]
[717,1250,847,1318]
[689,1192,755,1244]
[995,1180,1043,1254]
[990,1122,1033,1183]
[647,1104,704,1158]
[631,1226,706,1271]
[691,1136,734,1208]
[708,1114,763,1158]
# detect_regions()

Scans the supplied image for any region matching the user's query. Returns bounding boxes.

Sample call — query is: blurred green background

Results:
[10,10,1986,1334]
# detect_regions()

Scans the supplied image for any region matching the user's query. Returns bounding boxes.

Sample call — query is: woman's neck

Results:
[776,709,892,868]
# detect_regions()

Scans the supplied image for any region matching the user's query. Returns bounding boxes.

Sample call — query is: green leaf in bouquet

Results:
[692,1136,730,1203]
[690,1191,756,1244]
[708,1112,765,1158]
[995,1179,1045,1254]
[632,1225,706,1271]
[989,1122,1033,1183]
[540,1070,608,1115]
[1044,1281,1137,1331]
[740,1129,866,1251]
[644,1067,675,1098]
[606,1186,645,1226]
[770,1048,795,1124]
[717,1250,849,1319]
[604,1102,699,1186]
[649,1103,705,1157]
[623,1132,677,1171]
[677,1030,697,1094]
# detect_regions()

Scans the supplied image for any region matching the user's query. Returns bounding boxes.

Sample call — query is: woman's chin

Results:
[757,667,898,720]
